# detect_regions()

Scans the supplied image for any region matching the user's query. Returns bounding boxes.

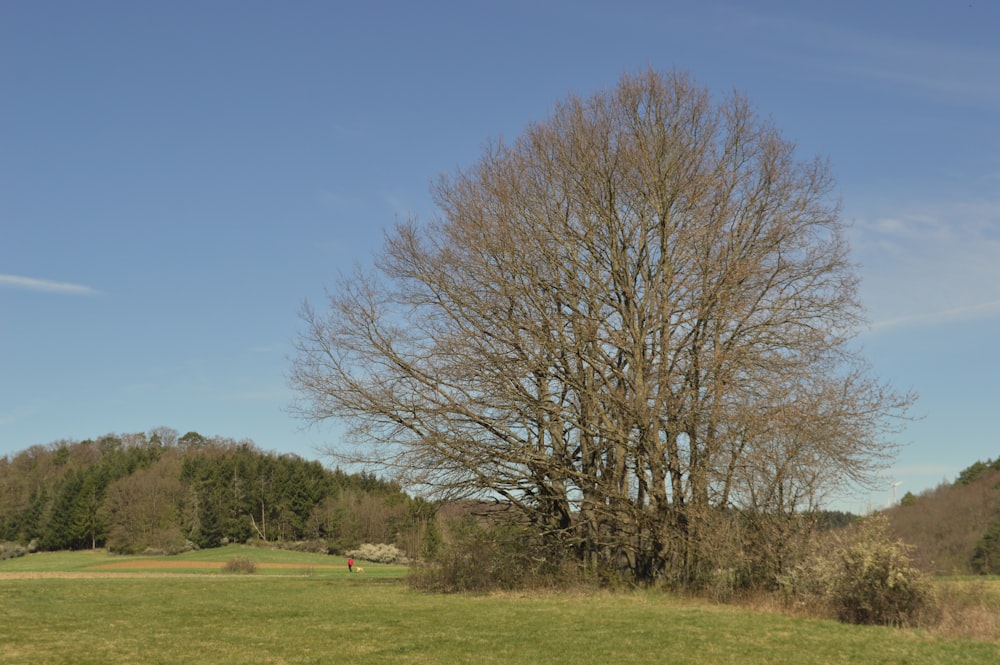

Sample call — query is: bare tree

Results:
[102,454,185,553]
[290,69,914,586]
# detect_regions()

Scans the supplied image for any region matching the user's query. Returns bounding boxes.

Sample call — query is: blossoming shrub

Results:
[0,542,27,560]
[345,543,407,564]
[785,515,939,627]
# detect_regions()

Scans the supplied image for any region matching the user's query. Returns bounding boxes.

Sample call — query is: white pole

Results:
[888,480,902,507]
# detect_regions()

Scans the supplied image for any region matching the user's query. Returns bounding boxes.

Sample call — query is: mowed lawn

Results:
[2,548,998,665]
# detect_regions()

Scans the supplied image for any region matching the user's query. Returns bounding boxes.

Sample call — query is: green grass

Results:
[2,550,998,664]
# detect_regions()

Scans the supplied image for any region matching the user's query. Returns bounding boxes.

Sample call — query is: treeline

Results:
[0,429,436,558]
[888,455,1000,575]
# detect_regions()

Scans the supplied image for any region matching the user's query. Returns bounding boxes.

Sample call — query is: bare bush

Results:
[221,556,257,574]
[408,516,579,593]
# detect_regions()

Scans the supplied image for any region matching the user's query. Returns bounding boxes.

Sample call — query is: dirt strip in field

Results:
[0,560,346,579]
[88,560,343,570]
[0,572,223,579]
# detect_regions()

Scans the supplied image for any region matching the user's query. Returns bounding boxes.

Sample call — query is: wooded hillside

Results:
[888,457,1000,575]
[0,429,435,558]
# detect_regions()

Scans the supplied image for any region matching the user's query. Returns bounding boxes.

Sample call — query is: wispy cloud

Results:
[0,274,100,296]
[735,9,1000,111]
[870,299,1000,333]
[891,464,959,479]
[852,200,1000,333]
[827,40,1000,111]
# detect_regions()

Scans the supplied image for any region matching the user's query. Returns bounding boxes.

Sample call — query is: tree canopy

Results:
[291,69,914,586]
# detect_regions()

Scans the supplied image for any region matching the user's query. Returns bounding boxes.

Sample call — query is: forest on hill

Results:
[0,429,436,558]
[888,457,1000,576]
[5,425,997,583]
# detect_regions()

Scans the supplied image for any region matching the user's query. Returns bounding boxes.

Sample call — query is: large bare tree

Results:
[290,70,914,585]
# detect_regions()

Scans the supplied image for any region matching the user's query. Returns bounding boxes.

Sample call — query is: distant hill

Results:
[886,457,1000,575]
[0,429,435,559]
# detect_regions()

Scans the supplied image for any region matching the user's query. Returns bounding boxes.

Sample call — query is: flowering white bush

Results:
[0,542,27,560]
[783,515,938,627]
[345,543,407,564]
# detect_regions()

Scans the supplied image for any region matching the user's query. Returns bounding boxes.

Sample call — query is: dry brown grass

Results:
[934,579,1000,642]
[719,578,1000,643]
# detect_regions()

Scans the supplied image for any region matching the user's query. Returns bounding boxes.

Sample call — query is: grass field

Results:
[2,547,998,664]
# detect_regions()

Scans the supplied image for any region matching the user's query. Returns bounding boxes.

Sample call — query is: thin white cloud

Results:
[870,298,1000,333]
[852,200,1000,333]
[735,8,1000,110]
[828,44,1000,110]
[0,274,100,296]
[891,464,959,479]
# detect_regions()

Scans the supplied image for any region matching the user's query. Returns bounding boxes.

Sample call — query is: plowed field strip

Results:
[0,560,343,578]
[88,560,342,570]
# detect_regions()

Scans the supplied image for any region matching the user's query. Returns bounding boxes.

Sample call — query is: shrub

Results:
[221,556,257,574]
[325,536,359,556]
[345,543,407,565]
[0,542,27,561]
[108,527,193,556]
[408,516,577,592]
[285,539,329,554]
[784,515,939,627]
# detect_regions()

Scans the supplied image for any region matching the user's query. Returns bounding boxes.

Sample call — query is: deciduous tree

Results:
[291,69,914,586]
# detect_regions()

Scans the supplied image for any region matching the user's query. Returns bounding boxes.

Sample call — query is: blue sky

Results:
[2,1,998,512]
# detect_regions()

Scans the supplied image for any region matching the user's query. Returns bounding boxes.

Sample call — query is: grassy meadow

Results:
[2,547,999,664]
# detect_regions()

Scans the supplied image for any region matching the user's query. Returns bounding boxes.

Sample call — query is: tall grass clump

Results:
[934,579,1000,641]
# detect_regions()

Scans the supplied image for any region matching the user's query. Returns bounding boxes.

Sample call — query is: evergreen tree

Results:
[971,521,1000,575]
[42,470,84,550]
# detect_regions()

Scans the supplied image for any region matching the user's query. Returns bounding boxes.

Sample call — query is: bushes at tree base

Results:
[782,515,939,627]
[408,516,579,592]
[413,511,945,633]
